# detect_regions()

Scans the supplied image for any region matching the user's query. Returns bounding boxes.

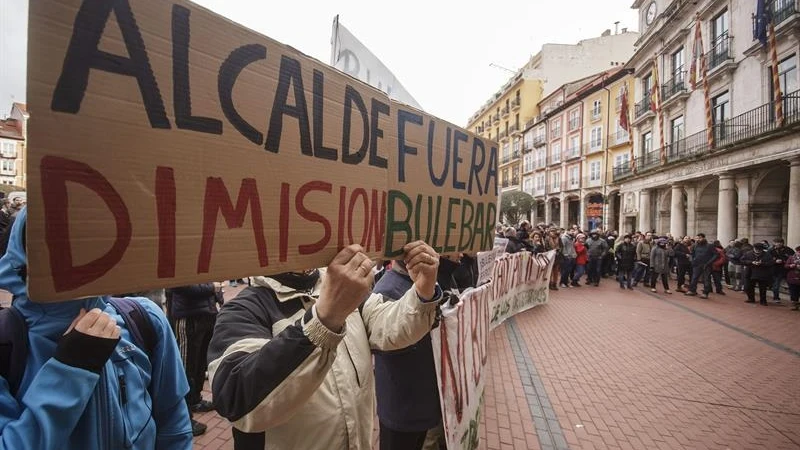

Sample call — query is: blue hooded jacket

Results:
[0,208,193,449]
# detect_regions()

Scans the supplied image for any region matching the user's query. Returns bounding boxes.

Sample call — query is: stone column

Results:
[735,175,751,240]
[619,197,627,234]
[579,195,587,231]
[560,197,569,228]
[685,185,697,237]
[545,199,553,225]
[639,189,652,232]
[717,173,737,244]
[670,184,686,238]
[788,159,800,246]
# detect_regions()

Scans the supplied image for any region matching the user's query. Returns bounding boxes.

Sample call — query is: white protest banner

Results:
[330,16,423,110]
[489,250,555,329]
[476,251,495,285]
[432,284,490,450]
[493,237,508,252]
[27,0,499,301]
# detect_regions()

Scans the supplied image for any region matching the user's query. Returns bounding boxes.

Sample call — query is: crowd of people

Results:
[496,221,800,309]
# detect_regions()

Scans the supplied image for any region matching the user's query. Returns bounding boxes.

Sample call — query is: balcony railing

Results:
[564,146,581,160]
[511,98,521,110]
[550,153,562,165]
[584,140,604,154]
[550,128,562,139]
[523,142,534,153]
[509,124,520,135]
[493,114,500,124]
[533,135,547,147]
[568,117,581,130]
[499,130,508,140]
[615,129,630,144]
[635,96,652,119]
[500,151,521,165]
[476,125,484,134]
[511,177,519,186]
[591,109,602,121]
[583,175,603,187]
[564,178,581,191]
[707,34,732,71]
[502,179,510,188]
[612,88,800,181]
[774,0,797,26]
[551,182,561,193]
[662,70,687,102]
[501,106,510,117]
[511,150,521,160]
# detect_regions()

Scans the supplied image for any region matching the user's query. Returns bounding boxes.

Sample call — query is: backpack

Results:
[0,297,157,396]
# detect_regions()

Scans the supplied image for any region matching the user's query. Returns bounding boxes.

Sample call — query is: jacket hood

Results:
[0,207,105,327]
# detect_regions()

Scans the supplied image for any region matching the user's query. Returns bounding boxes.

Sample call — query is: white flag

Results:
[330,15,423,110]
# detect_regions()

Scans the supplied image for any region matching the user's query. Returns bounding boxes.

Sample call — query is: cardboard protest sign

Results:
[475,251,495,285]
[26,0,498,300]
[489,250,554,329]
[432,284,490,450]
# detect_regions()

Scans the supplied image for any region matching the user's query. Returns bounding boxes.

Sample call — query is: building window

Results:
[591,100,602,120]
[615,153,631,169]
[711,9,729,43]
[524,153,534,172]
[515,114,520,129]
[569,166,579,187]
[524,130,534,149]
[713,91,730,140]
[502,142,510,159]
[551,120,562,138]
[671,116,685,143]
[642,73,653,96]
[536,174,545,192]
[552,171,561,191]
[0,142,16,158]
[642,131,653,155]
[523,177,534,194]
[551,142,561,163]
[512,166,519,185]
[513,137,521,155]
[671,47,684,79]
[568,110,580,130]
[590,127,602,149]
[589,161,601,182]
[0,159,15,175]
[776,54,798,96]
[536,149,546,167]
[502,169,509,187]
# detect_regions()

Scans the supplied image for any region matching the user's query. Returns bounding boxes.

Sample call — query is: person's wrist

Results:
[314,303,346,333]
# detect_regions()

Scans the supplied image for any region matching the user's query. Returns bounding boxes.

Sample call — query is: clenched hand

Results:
[403,241,439,300]
[316,245,376,332]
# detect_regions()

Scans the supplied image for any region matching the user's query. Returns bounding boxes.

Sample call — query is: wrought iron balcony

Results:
[568,117,581,130]
[612,88,800,182]
[707,34,733,71]
[584,140,604,154]
[499,129,508,140]
[512,150,521,160]
[564,146,581,160]
[509,123,520,135]
[662,70,687,102]
[511,98,521,110]
[533,135,547,147]
[493,114,500,124]
[634,97,652,119]
[615,129,630,144]
[501,106,510,117]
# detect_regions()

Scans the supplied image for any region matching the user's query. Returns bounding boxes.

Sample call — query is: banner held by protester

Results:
[26,0,498,301]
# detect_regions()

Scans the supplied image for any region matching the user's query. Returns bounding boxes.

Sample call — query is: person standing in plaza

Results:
[545,228,563,290]
[741,243,775,305]
[710,241,728,295]
[207,242,441,450]
[673,236,693,292]
[560,229,577,288]
[585,230,609,287]
[632,234,653,287]
[166,282,223,435]
[573,233,588,286]
[615,234,637,289]
[649,238,673,294]
[784,247,800,310]
[726,240,744,291]
[686,233,718,299]
[769,238,795,304]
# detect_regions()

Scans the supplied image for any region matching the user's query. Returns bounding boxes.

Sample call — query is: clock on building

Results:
[646,2,657,25]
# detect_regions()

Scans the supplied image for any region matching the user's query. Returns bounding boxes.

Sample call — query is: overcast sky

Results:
[1,0,638,125]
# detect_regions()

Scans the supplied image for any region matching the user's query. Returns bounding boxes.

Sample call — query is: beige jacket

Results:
[207,271,439,450]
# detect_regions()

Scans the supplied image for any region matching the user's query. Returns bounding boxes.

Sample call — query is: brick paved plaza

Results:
[3,282,798,450]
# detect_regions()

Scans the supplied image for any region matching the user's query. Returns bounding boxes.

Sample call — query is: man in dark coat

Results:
[686,233,718,299]
[769,238,795,303]
[615,235,637,289]
[673,236,693,292]
[741,243,775,305]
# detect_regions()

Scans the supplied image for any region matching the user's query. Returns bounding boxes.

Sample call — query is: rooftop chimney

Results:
[622,27,628,33]
[614,21,620,34]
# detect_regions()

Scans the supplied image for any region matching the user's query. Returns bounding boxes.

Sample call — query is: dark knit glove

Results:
[55,329,120,373]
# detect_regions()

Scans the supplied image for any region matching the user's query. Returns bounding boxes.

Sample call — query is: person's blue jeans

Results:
[560,257,576,286]
[689,266,712,294]
[772,271,787,300]
[587,257,603,284]
[572,264,586,285]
